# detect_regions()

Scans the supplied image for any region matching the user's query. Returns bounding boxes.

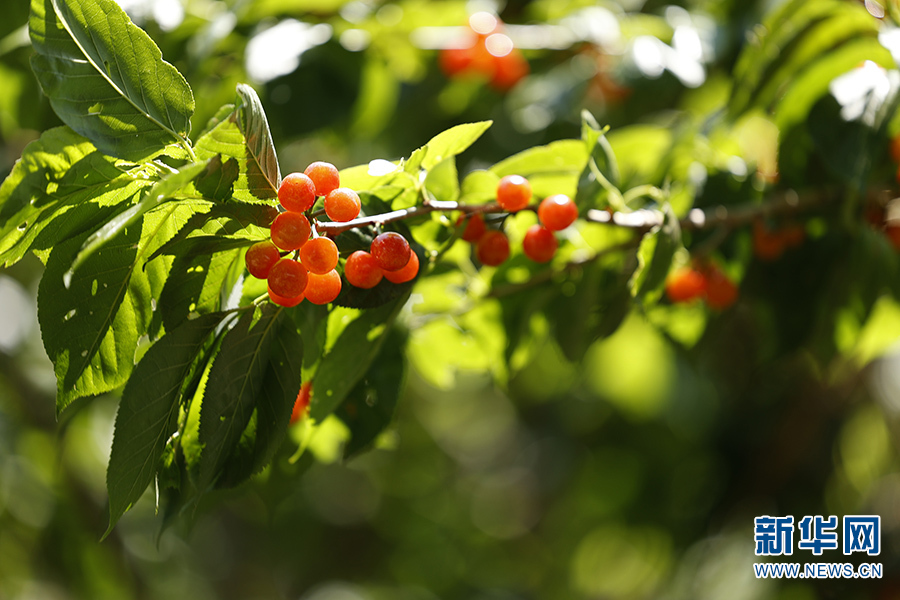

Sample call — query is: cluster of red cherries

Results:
[439,12,529,92]
[244,161,419,307]
[457,174,578,265]
[665,262,738,310]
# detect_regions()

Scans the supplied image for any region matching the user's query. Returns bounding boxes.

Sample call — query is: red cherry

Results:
[300,236,339,275]
[665,267,706,303]
[278,172,317,213]
[304,269,342,305]
[344,251,383,289]
[267,258,308,299]
[245,241,281,279]
[522,225,557,263]
[290,382,312,424]
[267,281,304,307]
[457,213,487,242]
[476,230,510,266]
[538,194,578,231]
[304,161,340,197]
[270,212,311,251]
[370,232,411,272]
[496,175,531,212]
[383,251,420,284]
[324,188,361,222]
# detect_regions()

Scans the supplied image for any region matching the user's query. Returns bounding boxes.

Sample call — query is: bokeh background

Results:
[3,0,900,598]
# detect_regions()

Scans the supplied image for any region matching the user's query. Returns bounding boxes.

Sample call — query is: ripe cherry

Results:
[496,174,531,212]
[278,172,317,213]
[304,270,342,305]
[457,213,487,242]
[267,282,304,307]
[371,232,411,272]
[300,236,339,275]
[290,382,312,424]
[267,258,308,299]
[665,267,706,303]
[538,194,578,231]
[383,251,419,284]
[270,212,311,251]
[752,221,785,261]
[304,161,340,197]
[704,267,738,310]
[245,240,281,279]
[490,50,529,91]
[522,225,557,263]
[476,230,510,266]
[325,187,361,222]
[344,250,383,289]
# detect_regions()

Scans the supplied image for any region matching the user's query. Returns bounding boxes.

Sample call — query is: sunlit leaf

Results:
[29,0,193,161]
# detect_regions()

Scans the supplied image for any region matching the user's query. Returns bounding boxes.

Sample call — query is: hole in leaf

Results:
[91,279,98,296]
[16,223,26,231]
[88,103,102,115]
[64,309,76,321]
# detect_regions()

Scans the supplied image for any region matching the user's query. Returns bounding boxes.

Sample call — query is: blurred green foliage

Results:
[2,0,900,599]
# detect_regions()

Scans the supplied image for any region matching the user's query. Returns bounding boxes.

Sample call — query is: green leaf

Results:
[577,111,621,209]
[774,38,894,133]
[404,121,492,174]
[490,139,587,198]
[38,203,191,412]
[39,224,142,411]
[628,205,681,304]
[156,247,245,333]
[193,90,281,203]
[29,0,194,161]
[197,304,299,491]
[105,312,225,535]
[70,161,209,274]
[424,157,459,204]
[337,328,406,459]
[235,83,281,194]
[0,127,153,267]
[460,169,500,205]
[729,0,885,121]
[194,155,241,202]
[311,296,407,422]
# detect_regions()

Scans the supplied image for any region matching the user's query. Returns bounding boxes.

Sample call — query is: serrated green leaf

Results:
[235,83,281,194]
[39,202,192,412]
[730,0,830,117]
[70,161,209,273]
[628,205,681,304]
[155,246,244,333]
[194,155,241,202]
[775,38,894,133]
[404,121,492,174]
[197,304,296,491]
[105,312,224,536]
[148,202,277,262]
[0,127,153,267]
[311,296,407,422]
[338,328,406,459]
[29,0,194,161]
[752,7,878,114]
[194,95,280,203]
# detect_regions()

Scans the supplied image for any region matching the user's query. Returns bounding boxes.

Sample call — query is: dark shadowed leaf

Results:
[311,295,407,422]
[105,312,225,535]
